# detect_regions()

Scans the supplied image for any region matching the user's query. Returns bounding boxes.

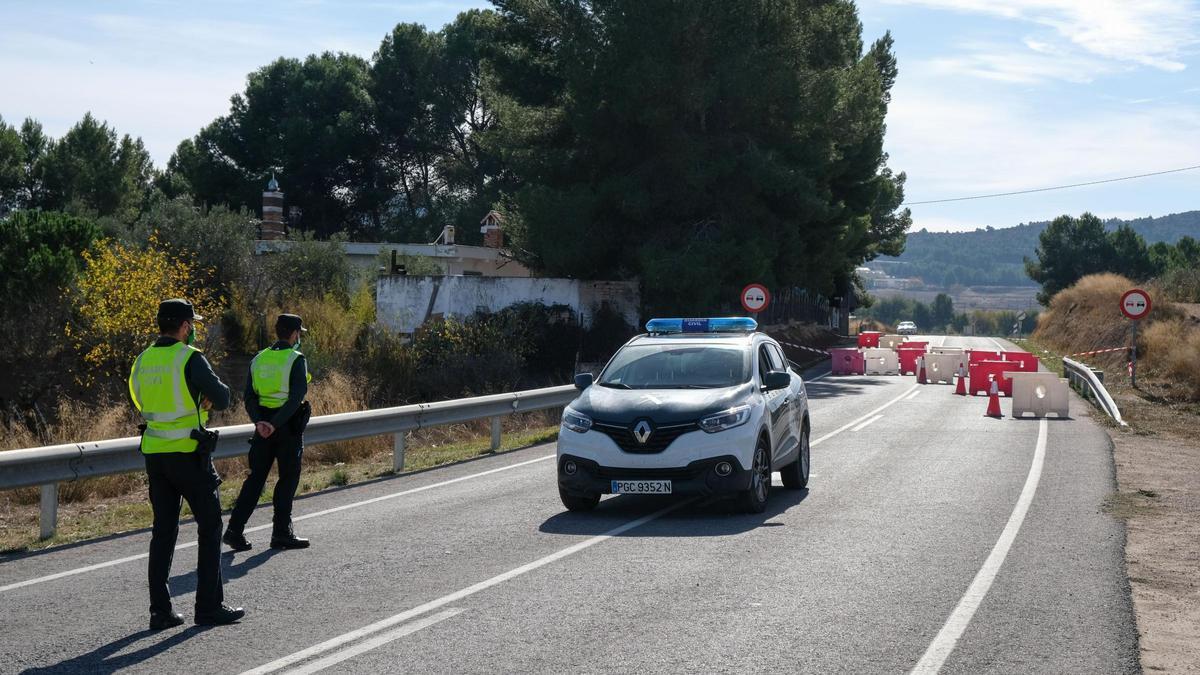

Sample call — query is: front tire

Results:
[739,439,772,513]
[780,425,810,489]
[559,487,600,512]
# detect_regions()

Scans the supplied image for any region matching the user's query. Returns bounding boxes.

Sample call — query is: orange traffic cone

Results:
[985,379,1002,418]
[917,356,927,384]
[955,365,967,396]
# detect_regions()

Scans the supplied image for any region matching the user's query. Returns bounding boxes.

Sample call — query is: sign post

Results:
[740,283,770,316]
[1120,288,1152,388]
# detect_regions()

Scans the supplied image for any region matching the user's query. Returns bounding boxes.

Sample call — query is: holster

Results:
[288,401,312,436]
[190,427,220,455]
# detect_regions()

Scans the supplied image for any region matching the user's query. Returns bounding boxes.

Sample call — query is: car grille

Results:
[592,420,699,454]
[594,465,696,480]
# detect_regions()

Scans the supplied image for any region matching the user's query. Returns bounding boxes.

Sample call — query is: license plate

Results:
[611,480,672,494]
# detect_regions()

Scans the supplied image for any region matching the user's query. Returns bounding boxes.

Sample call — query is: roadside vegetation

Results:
[858,292,1038,336]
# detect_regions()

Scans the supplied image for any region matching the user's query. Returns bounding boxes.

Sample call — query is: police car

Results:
[557,317,811,514]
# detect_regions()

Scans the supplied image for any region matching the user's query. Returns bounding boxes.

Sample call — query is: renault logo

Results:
[633,420,653,444]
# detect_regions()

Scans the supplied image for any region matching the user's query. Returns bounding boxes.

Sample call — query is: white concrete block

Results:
[1010,372,1070,418]
[923,353,961,384]
[862,348,900,375]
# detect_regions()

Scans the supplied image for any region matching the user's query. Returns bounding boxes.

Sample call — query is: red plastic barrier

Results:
[901,341,929,351]
[967,360,1022,396]
[829,348,866,375]
[857,331,881,348]
[966,350,1003,367]
[1002,351,1039,372]
[896,346,927,376]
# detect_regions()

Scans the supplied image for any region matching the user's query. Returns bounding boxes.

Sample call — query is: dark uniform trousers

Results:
[228,426,304,536]
[145,452,224,615]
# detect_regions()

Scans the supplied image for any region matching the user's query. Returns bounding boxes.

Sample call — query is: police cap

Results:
[276,314,307,334]
[157,299,203,322]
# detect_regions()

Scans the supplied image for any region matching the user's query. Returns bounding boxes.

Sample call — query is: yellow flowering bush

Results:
[67,236,217,386]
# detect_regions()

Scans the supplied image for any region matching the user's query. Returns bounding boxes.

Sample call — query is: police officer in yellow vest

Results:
[129,299,245,629]
[224,314,313,551]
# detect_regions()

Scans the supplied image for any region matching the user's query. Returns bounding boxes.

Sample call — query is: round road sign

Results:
[741,284,770,314]
[1120,288,1151,320]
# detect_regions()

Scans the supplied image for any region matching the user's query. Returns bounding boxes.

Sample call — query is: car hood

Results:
[570,382,756,425]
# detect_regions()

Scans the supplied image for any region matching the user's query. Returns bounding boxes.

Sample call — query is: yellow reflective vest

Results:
[129,342,207,454]
[250,347,311,409]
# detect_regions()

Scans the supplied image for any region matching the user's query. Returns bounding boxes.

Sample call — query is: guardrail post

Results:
[40,483,58,540]
[393,433,405,473]
[490,416,502,452]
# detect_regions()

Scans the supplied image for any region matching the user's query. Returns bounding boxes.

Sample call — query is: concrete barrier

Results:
[923,353,961,384]
[897,346,927,375]
[930,346,963,355]
[879,335,905,350]
[1010,372,1070,418]
[862,348,899,375]
[829,348,866,375]
[857,331,881,348]
[968,360,1021,396]
[1002,351,1040,372]
[966,350,1003,367]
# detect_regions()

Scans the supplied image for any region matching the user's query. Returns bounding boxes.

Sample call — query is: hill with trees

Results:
[872,210,1200,288]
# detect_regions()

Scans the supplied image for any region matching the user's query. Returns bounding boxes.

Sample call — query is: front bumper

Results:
[557,454,752,497]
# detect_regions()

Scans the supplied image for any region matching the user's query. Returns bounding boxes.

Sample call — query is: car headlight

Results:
[562,408,593,434]
[699,405,751,434]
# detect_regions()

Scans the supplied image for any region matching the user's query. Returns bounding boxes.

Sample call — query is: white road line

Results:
[806,370,833,382]
[910,418,1048,674]
[812,383,919,447]
[0,454,556,594]
[240,501,691,675]
[283,609,465,675]
[988,337,1007,352]
[851,414,884,432]
[905,389,922,401]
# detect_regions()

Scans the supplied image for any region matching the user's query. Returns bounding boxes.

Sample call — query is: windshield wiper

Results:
[599,382,633,389]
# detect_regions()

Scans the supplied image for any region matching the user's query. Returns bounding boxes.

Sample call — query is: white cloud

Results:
[883,0,1200,71]
[887,84,1200,197]
[925,40,1119,83]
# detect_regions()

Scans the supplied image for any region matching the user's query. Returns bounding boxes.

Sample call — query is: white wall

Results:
[376,276,640,333]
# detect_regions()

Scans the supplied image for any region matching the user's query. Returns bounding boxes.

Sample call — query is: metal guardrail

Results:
[0,385,577,540]
[1062,357,1127,427]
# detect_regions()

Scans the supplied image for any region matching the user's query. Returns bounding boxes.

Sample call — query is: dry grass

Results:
[1033,273,1200,402]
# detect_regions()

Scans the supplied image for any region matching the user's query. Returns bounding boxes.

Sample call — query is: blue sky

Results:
[1,0,1197,232]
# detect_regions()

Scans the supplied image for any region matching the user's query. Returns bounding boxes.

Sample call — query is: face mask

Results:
[186,324,196,345]
[294,338,302,351]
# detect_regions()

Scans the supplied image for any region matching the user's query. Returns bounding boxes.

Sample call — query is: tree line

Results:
[1025,212,1200,305]
[1,1,910,315]
[861,293,1038,336]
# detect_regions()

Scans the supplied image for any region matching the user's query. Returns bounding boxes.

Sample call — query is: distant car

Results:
[556,317,811,514]
[897,321,918,335]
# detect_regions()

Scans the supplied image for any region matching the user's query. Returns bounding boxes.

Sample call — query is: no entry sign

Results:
[1120,289,1151,320]
[741,284,770,314]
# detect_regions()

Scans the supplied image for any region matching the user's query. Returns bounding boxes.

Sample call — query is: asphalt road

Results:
[0,336,1138,674]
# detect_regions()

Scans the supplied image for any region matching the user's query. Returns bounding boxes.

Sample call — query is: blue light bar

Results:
[645,317,758,334]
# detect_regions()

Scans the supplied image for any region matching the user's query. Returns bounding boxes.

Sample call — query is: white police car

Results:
[557,317,811,513]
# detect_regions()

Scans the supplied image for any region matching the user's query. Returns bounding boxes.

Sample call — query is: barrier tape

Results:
[1067,346,1130,358]
[781,341,831,356]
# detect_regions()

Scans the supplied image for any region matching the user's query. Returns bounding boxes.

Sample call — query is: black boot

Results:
[222,529,252,552]
[195,604,245,626]
[270,529,310,549]
[150,610,185,630]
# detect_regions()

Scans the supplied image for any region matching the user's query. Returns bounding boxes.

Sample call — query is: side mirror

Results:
[763,371,790,391]
[574,373,595,390]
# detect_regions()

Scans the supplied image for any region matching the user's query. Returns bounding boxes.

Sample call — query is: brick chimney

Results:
[480,210,504,248]
[261,174,285,240]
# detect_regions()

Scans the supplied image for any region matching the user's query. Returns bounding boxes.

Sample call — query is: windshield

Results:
[598,344,750,389]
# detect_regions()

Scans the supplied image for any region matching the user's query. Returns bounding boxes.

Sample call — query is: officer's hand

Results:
[258,421,276,438]
[200,399,213,411]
